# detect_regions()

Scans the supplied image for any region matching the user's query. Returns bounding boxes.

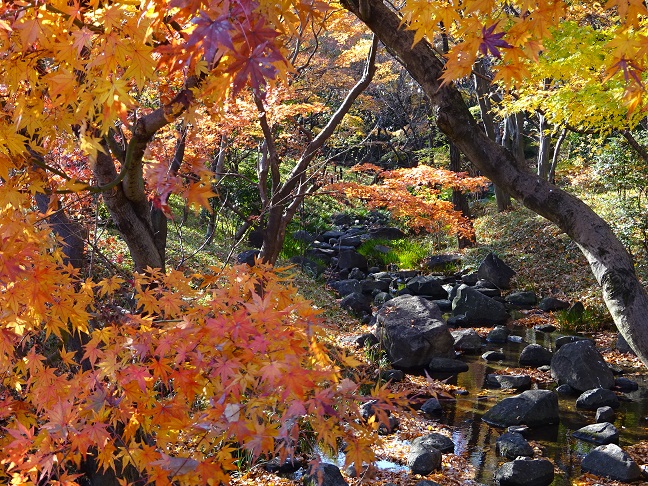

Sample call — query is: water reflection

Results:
[430,327,648,485]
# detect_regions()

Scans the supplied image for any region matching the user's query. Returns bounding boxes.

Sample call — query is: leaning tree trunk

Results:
[537,113,553,180]
[343,0,648,366]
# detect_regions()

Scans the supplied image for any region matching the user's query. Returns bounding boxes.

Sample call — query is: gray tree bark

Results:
[342,0,648,366]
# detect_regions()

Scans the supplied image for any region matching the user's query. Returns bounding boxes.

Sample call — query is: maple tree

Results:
[327,163,488,241]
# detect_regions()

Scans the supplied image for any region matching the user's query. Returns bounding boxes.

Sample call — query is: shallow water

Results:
[433,327,648,485]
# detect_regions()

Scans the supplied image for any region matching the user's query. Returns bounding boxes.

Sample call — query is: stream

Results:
[432,326,648,485]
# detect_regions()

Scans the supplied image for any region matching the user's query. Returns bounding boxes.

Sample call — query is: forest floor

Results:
[228,199,648,486]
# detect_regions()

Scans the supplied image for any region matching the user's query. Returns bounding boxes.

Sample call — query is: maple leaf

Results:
[229,42,285,95]
[479,23,512,58]
[604,56,644,84]
[187,10,235,64]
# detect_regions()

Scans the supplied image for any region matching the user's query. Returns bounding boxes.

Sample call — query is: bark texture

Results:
[342,0,648,365]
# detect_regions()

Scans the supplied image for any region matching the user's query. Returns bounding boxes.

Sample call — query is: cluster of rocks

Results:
[325,249,645,485]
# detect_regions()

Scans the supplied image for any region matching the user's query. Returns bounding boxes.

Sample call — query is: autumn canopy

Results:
[1,0,648,484]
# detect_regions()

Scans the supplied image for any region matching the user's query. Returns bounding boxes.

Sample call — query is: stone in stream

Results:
[487,325,510,343]
[452,285,509,325]
[494,457,554,486]
[519,344,553,367]
[302,463,348,486]
[405,275,448,299]
[576,387,620,410]
[550,340,614,392]
[427,357,469,373]
[410,433,455,454]
[420,397,444,416]
[496,431,534,459]
[375,295,454,369]
[615,376,639,392]
[580,444,643,482]
[482,390,559,428]
[482,350,506,361]
[451,328,483,353]
[572,422,619,445]
[486,374,532,391]
[596,406,616,423]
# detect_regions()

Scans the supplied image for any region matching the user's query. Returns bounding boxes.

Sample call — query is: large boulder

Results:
[340,292,372,317]
[328,279,362,297]
[478,253,516,289]
[375,295,454,369]
[580,444,643,482]
[550,340,614,392]
[411,433,455,454]
[452,285,509,325]
[494,458,554,486]
[482,390,559,428]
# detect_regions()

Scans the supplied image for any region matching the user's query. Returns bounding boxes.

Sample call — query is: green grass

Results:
[357,237,434,270]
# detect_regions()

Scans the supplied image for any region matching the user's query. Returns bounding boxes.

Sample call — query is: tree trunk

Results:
[548,128,567,184]
[450,143,475,248]
[537,114,552,180]
[342,0,648,366]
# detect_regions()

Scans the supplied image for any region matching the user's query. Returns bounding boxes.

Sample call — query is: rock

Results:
[420,398,444,416]
[461,272,480,285]
[368,226,406,240]
[550,340,614,392]
[411,433,455,454]
[264,457,304,474]
[292,230,315,243]
[482,390,559,428]
[487,326,511,343]
[348,268,366,280]
[303,463,348,486]
[361,279,390,294]
[576,388,620,410]
[616,333,636,355]
[507,335,524,343]
[496,432,534,459]
[447,315,470,327]
[431,299,452,312]
[427,357,469,373]
[477,253,516,290]
[538,297,570,312]
[580,444,642,482]
[555,384,577,396]
[290,256,326,277]
[354,333,379,348]
[572,422,619,445]
[373,292,393,306]
[337,249,368,270]
[237,249,260,266]
[519,344,553,367]
[407,448,441,475]
[339,235,364,247]
[378,416,399,435]
[614,377,639,392]
[482,350,506,361]
[596,406,616,423]
[329,279,362,297]
[375,295,454,369]
[380,369,405,382]
[340,292,372,317]
[505,291,538,307]
[494,458,554,486]
[451,329,483,353]
[414,481,441,486]
[533,323,557,333]
[554,335,592,350]
[487,374,532,390]
[426,254,462,271]
[452,286,509,326]
[405,275,448,299]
